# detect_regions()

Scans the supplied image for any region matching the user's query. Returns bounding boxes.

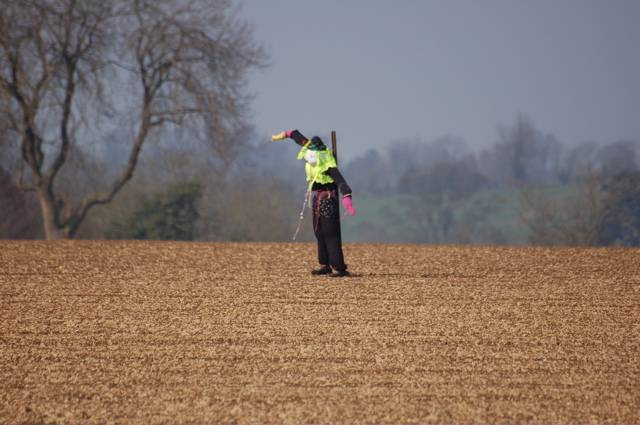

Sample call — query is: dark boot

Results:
[311,265,332,275]
[330,269,350,278]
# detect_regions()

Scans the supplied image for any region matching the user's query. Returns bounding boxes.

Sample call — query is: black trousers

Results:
[312,192,347,271]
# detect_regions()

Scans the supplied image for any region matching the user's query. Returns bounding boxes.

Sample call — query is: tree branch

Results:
[47,57,76,186]
[71,101,153,233]
[17,160,36,192]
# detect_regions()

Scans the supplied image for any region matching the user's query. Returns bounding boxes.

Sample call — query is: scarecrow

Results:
[272,129,356,277]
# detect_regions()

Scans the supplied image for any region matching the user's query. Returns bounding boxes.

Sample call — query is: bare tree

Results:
[560,140,600,183]
[598,140,639,177]
[517,171,609,246]
[0,166,42,238]
[480,115,562,186]
[0,0,265,239]
[598,171,640,246]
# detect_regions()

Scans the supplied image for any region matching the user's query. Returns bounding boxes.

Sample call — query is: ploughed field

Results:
[1,241,639,424]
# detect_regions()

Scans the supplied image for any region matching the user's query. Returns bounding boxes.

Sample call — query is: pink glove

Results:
[342,195,356,216]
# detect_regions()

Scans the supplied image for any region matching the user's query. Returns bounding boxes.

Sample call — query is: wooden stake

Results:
[331,131,338,165]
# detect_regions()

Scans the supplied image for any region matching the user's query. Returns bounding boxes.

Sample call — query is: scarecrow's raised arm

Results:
[271,129,309,147]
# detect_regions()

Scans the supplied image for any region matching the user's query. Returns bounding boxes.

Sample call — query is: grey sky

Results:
[240,0,640,161]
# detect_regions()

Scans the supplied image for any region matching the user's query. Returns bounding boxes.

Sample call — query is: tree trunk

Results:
[37,190,66,240]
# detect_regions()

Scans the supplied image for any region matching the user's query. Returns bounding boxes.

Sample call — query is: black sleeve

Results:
[326,167,352,196]
[289,129,308,147]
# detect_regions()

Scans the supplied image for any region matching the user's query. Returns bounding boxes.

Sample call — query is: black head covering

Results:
[307,136,327,151]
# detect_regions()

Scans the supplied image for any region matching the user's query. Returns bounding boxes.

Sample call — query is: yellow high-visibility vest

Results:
[297,145,337,190]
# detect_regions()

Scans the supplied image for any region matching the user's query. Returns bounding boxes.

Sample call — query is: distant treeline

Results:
[339,116,640,246]
[2,116,639,246]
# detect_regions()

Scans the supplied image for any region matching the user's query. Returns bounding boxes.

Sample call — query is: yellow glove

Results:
[271,131,287,141]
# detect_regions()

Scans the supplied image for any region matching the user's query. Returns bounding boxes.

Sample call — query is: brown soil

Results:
[1,241,639,424]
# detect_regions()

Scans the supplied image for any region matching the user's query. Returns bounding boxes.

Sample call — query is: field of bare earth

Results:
[1,240,639,424]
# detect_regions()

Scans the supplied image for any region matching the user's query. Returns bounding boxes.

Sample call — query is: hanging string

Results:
[292,190,311,241]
